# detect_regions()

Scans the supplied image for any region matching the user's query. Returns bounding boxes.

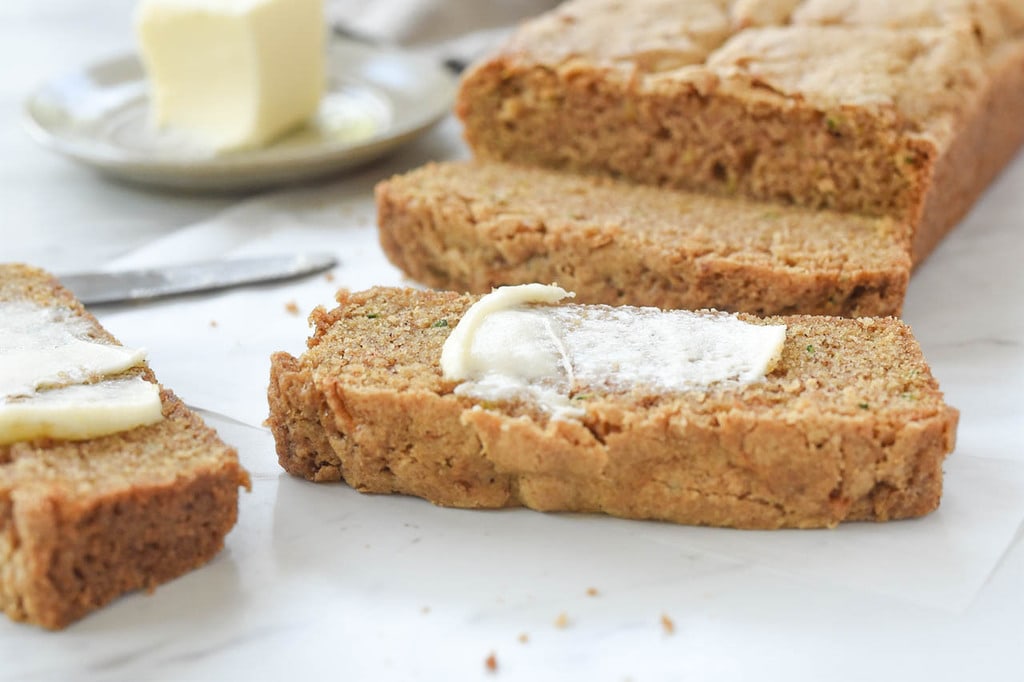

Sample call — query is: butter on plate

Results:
[135,0,326,153]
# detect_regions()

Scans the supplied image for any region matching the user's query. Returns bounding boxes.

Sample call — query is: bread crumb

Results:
[285,300,300,315]
[485,652,498,673]
[324,272,336,283]
[661,613,675,635]
[421,606,431,614]
[586,587,599,597]
[554,612,570,629]
[518,633,529,644]
[209,320,218,328]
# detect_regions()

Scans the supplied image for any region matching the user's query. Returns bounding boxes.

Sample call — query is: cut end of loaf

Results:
[454,0,1024,270]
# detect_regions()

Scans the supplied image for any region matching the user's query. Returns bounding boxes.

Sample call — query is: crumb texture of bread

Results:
[267,287,958,530]
[376,160,910,317]
[455,0,1024,264]
[0,264,250,630]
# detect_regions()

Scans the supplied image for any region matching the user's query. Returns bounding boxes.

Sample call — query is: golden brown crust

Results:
[912,39,1024,263]
[267,287,958,530]
[0,264,250,630]
[376,160,910,317]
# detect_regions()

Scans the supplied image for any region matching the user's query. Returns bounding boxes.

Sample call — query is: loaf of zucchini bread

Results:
[456,0,1024,264]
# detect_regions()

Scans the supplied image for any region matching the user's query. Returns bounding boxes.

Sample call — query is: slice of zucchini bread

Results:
[268,286,958,530]
[0,264,250,629]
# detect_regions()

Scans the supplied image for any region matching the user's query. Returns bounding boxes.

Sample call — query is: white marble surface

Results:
[3,2,1024,681]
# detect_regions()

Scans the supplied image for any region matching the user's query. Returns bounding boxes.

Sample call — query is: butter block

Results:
[136,0,326,152]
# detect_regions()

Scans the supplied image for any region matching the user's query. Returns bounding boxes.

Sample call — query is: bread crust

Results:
[913,39,1024,263]
[267,287,958,530]
[0,264,250,630]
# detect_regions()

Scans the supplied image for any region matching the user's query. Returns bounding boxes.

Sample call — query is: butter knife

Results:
[60,252,338,305]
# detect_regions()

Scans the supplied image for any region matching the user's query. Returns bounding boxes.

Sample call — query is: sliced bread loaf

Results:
[456,0,1024,263]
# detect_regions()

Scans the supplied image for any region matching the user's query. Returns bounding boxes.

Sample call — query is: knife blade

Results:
[59,252,338,305]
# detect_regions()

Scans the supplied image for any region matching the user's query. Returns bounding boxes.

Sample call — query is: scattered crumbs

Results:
[661,613,675,635]
[432,318,449,328]
[858,402,870,410]
[485,652,498,673]
[518,633,529,644]
[421,606,431,615]
[209,320,218,328]
[586,587,599,597]
[324,271,335,283]
[285,300,300,315]
[554,612,570,629]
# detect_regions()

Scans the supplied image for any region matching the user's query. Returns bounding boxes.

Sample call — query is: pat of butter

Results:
[136,0,326,152]
[441,285,787,419]
[0,301,163,444]
[0,378,164,445]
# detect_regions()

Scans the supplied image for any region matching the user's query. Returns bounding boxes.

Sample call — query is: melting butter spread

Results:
[441,285,787,420]
[0,301,162,444]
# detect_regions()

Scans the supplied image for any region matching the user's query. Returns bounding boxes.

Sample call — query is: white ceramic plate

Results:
[23,41,459,192]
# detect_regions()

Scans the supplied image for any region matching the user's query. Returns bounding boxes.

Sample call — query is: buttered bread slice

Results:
[267,286,958,530]
[0,264,250,630]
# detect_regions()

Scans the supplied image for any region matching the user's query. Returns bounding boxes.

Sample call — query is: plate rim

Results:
[22,40,459,188]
